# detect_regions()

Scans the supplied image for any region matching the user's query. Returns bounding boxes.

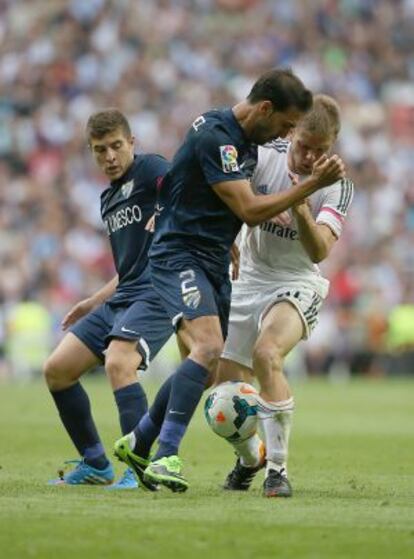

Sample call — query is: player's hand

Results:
[311,154,345,188]
[145,214,155,233]
[269,210,292,226]
[61,298,95,330]
[230,243,240,281]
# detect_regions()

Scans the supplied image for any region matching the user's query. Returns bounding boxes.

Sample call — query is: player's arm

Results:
[212,155,345,227]
[61,275,119,330]
[89,274,119,305]
[293,200,337,263]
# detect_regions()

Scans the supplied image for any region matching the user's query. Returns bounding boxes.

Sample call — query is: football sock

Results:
[50,382,109,469]
[260,397,294,476]
[114,382,148,435]
[132,374,175,458]
[154,359,209,460]
[83,443,109,470]
[232,433,264,468]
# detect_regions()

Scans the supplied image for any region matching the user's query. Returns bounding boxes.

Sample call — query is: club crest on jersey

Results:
[121,180,134,198]
[220,145,239,173]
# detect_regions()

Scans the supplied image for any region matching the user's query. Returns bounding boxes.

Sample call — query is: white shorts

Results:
[222,282,324,369]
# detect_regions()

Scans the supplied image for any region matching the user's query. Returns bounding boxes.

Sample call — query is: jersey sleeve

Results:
[194,129,246,186]
[316,178,354,238]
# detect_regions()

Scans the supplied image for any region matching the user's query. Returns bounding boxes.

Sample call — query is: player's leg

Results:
[118,314,221,492]
[102,338,146,490]
[119,259,225,492]
[106,339,147,435]
[143,314,224,491]
[110,296,174,490]
[253,300,304,497]
[217,357,262,468]
[130,335,189,461]
[206,284,265,489]
[124,335,189,461]
[214,357,265,490]
[216,357,254,384]
[44,332,114,484]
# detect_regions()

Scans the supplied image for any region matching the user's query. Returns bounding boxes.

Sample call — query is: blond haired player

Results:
[215,94,354,497]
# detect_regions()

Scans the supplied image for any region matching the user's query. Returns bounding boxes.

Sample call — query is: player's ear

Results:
[129,135,135,147]
[259,100,275,117]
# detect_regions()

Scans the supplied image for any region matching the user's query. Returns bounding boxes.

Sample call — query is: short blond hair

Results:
[298,94,341,139]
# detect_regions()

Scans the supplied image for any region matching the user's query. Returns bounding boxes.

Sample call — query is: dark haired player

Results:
[44,109,172,488]
[115,68,345,492]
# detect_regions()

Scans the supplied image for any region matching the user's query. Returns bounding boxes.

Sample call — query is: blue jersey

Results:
[101,154,170,302]
[150,108,258,271]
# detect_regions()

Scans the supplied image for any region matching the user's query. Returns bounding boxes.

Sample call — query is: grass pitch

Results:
[0,376,413,559]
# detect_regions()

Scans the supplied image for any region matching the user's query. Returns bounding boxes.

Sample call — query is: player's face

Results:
[250,102,305,145]
[289,128,334,175]
[90,128,135,181]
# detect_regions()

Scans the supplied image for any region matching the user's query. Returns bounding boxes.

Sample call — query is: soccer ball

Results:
[204,381,259,442]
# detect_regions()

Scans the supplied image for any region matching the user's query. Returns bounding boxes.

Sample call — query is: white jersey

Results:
[237,140,354,297]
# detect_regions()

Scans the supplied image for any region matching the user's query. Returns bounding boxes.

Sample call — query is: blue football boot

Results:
[48,460,115,486]
[105,468,138,490]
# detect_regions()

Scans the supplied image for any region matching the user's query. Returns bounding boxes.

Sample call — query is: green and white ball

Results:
[204,381,259,442]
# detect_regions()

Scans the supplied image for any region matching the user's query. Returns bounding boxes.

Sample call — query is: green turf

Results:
[0,377,413,559]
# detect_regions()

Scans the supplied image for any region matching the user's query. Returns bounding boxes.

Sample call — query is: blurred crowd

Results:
[1,0,414,380]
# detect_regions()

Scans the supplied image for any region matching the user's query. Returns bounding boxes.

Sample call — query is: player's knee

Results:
[105,346,140,386]
[191,338,223,371]
[252,343,284,376]
[105,352,126,381]
[43,355,71,390]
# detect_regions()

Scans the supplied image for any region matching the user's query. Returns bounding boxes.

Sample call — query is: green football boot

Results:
[144,455,188,493]
[113,434,158,492]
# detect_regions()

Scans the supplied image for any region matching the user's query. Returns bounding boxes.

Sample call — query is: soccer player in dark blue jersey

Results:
[115,69,345,492]
[44,109,173,488]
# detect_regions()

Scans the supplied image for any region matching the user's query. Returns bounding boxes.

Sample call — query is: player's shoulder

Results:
[134,152,169,166]
[202,108,232,128]
[133,153,170,176]
[256,140,290,169]
[192,108,242,143]
[265,138,291,153]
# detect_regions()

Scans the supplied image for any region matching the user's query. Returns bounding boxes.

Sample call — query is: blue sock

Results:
[114,382,148,435]
[154,359,209,460]
[50,382,109,469]
[133,374,174,458]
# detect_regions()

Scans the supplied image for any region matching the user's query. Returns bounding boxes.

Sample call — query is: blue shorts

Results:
[149,256,232,339]
[70,290,173,368]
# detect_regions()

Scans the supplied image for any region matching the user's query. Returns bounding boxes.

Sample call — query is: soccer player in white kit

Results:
[216,94,354,497]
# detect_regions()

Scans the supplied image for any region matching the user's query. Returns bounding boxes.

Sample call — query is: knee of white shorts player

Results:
[231,433,265,468]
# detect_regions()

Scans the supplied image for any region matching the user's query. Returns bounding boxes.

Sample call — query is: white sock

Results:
[231,433,264,468]
[258,397,294,476]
